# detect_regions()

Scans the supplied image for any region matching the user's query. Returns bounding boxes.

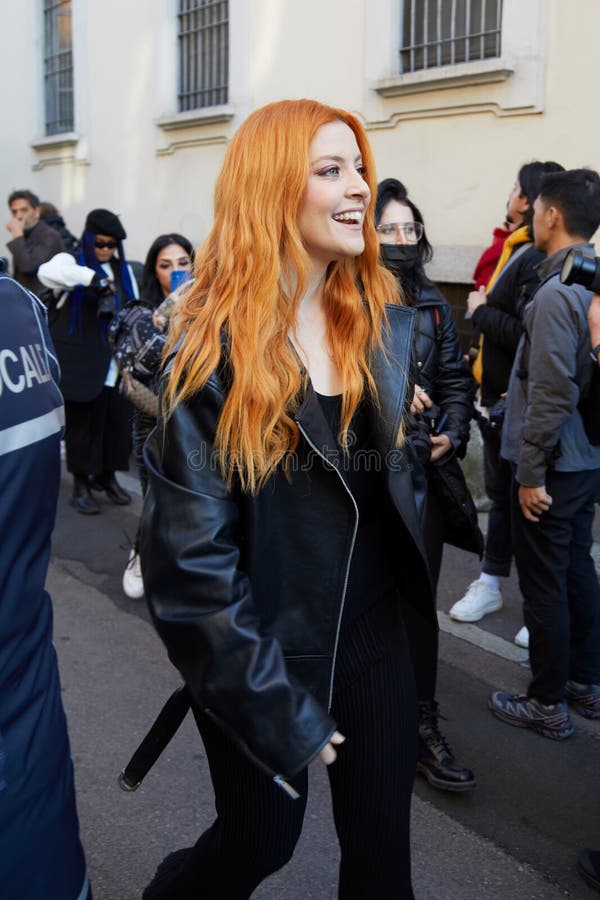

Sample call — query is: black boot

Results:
[89,472,131,505]
[70,474,101,515]
[417,700,476,792]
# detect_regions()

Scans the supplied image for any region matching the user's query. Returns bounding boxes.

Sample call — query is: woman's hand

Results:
[319,731,345,765]
[410,384,432,415]
[467,286,487,316]
[429,433,452,462]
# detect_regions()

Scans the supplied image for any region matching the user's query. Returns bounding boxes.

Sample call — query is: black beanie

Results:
[85,208,127,240]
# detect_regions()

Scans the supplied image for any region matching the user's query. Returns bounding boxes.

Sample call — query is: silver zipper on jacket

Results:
[204,708,300,799]
[295,421,359,711]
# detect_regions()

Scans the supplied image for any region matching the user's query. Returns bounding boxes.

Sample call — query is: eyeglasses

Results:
[94,239,118,249]
[375,222,423,244]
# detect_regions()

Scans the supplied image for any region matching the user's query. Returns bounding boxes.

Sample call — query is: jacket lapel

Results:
[294,304,417,471]
[370,304,416,455]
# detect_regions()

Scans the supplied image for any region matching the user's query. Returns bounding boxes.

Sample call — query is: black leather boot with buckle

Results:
[89,473,132,505]
[417,700,476,792]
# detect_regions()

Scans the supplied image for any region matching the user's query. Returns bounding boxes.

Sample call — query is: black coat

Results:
[48,261,139,403]
[472,243,545,407]
[139,305,435,781]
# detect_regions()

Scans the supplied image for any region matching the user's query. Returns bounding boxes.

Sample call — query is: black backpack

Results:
[107,302,166,386]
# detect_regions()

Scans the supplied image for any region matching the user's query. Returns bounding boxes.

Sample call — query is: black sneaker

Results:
[565,680,600,719]
[488,691,574,740]
[417,700,476,792]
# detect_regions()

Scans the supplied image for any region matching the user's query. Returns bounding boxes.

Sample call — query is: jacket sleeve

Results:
[139,378,336,779]
[516,283,581,486]
[7,228,64,276]
[472,253,540,356]
[38,252,96,290]
[433,304,476,455]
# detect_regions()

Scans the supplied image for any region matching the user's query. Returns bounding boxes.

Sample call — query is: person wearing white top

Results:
[38,208,139,514]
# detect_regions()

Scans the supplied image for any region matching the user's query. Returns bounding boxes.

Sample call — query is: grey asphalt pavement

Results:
[49,469,600,899]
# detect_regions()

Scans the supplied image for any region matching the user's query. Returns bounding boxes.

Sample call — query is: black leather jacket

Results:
[412,284,476,456]
[406,283,482,557]
[140,305,435,784]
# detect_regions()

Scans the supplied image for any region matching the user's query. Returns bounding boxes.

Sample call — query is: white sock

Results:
[479,572,500,591]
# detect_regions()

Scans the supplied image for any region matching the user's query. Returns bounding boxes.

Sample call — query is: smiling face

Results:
[298,120,370,276]
[155,242,192,297]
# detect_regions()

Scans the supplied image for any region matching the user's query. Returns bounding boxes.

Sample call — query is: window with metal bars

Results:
[43,0,74,135]
[400,0,503,73]
[177,0,229,112]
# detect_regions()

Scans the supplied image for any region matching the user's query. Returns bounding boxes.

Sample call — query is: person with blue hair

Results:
[39,208,140,513]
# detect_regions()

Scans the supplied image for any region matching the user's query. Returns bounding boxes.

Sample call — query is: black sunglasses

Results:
[95,239,118,249]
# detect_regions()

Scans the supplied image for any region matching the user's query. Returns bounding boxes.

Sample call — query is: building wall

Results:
[1,0,598,280]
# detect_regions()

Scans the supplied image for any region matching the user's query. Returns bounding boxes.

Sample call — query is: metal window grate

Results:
[177,0,229,112]
[43,0,74,135]
[400,0,502,73]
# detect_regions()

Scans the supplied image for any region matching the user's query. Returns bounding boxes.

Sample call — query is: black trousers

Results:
[511,467,600,704]
[411,479,443,701]
[148,601,417,900]
[64,387,131,477]
[479,417,513,577]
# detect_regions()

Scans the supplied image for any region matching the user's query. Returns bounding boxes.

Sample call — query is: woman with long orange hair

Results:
[140,99,435,899]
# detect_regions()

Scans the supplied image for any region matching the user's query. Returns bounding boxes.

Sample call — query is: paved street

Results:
[49,467,600,899]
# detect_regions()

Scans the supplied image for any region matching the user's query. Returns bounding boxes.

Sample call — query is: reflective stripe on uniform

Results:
[0,405,64,457]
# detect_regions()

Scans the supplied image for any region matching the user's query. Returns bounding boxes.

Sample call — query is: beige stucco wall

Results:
[1,0,599,280]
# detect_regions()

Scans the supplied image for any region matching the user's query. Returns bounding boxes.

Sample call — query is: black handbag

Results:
[428,456,484,557]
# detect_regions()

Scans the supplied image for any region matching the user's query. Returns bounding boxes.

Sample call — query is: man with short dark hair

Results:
[6,189,64,293]
[489,168,600,739]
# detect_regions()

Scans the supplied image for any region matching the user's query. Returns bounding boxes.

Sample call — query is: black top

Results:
[316,392,399,627]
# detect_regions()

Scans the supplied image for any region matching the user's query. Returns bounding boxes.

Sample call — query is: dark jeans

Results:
[479,417,513,577]
[510,467,600,704]
[65,387,131,477]
[148,601,417,900]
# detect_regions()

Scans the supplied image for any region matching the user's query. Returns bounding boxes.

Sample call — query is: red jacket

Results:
[472,226,512,289]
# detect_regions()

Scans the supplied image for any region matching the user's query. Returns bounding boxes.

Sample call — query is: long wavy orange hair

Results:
[165,98,402,492]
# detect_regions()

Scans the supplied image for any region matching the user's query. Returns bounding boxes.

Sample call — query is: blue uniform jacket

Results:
[0,275,89,899]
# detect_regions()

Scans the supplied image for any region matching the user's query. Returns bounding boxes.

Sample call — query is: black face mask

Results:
[379,243,421,275]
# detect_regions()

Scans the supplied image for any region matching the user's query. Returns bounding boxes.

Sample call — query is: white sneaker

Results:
[449,580,502,622]
[122,549,144,599]
[514,625,529,649]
